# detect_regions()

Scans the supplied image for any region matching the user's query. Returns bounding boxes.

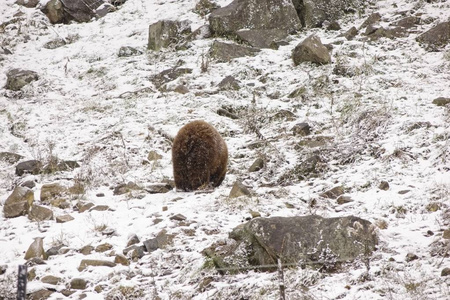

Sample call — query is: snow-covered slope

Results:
[0,0,449,299]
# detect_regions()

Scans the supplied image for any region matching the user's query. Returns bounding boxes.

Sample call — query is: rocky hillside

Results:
[0,0,449,299]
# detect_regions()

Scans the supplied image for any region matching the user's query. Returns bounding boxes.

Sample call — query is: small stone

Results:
[113,182,140,195]
[94,285,104,293]
[292,123,311,136]
[292,35,331,65]
[147,150,162,161]
[432,97,450,107]
[378,181,389,191]
[27,268,36,281]
[170,214,187,221]
[79,245,94,255]
[95,243,113,253]
[398,190,410,195]
[336,195,353,205]
[114,254,130,266]
[319,186,344,199]
[89,205,112,212]
[25,237,47,260]
[248,158,264,172]
[126,234,140,247]
[41,275,62,285]
[78,202,95,213]
[229,181,251,198]
[70,278,88,290]
[0,265,7,275]
[56,214,74,223]
[441,268,450,277]
[405,253,418,262]
[78,259,116,271]
[426,202,440,212]
[249,211,261,218]
[341,26,358,40]
[443,229,450,239]
[162,206,168,212]
[424,230,434,237]
[96,193,105,197]
[143,229,174,252]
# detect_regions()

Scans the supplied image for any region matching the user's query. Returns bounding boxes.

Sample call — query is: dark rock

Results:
[113,181,141,195]
[41,0,64,24]
[0,152,24,164]
[144,183,173,194]
[5,69,39,91]
[432,97,450,106]
[229,181,251,198]
[378,181,389,190]
[391,16,421,29]
[127,234,140,247]
[340,26,358,40]
[143,229,174,252]
[170,214,187,221]
[3,186,34,218]
[16,160,42,176]
[205,215,378,273]
[236,28,293,49]
[16,0,40,8]
[405,253,418,262]
[209,0,300,43]
[337,195,353,205]
[217,108,239,119]
[21,180,36,189]
[360,12,381,30]
[295,0,362,28]
[25,237,47,260]
[78,202,95,213]
[292,35,331,65]
[319,186,345,199]
[45,245,64,257]
[70,278,88,290]
[417,22,450,51]
[118,46,143,57]
[61,0,105,23]
[218,75,240,90]
[292,123,311,136]
[249,158,264,172]
[28,205,53,222]
[43,38,66,49]
[151,68,193,89]
[0,265,7,275]
[78,259,116,271]
[327,21,341,31]
[148,20,191,51]
[442,268,450,277]
[41,275,62,285]
[364,23,379,36]
[209,41,260,62]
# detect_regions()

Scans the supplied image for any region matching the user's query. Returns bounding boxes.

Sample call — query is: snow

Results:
[0,0,449,299]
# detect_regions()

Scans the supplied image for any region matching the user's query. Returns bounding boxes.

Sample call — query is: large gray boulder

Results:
[294,0,367,28]
[292,35,331,65]
[41,0,111,24]
[204,215,378,273]
[417,22,450,51]
[5,69,39,91]
[209,0,301,48]
[148,20,191,51]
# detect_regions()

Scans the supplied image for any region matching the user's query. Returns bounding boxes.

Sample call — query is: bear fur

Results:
[172,120,228,191]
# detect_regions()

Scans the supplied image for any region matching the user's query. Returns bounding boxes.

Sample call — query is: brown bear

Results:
[172,120,228,191]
